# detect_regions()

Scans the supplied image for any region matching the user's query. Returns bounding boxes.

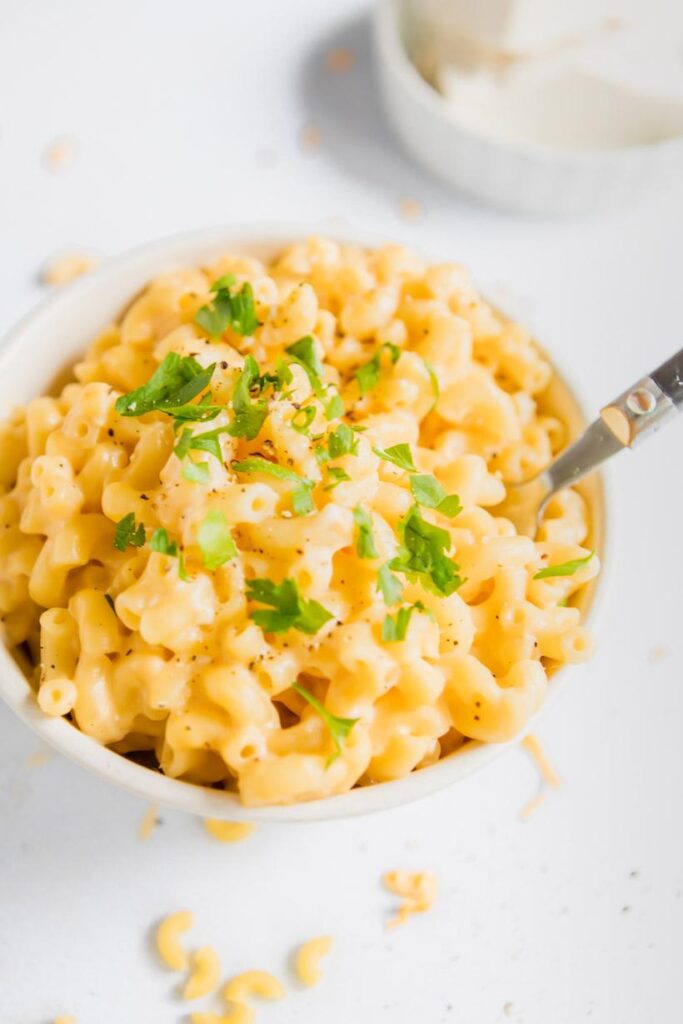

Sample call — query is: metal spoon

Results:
[494,349,683,537]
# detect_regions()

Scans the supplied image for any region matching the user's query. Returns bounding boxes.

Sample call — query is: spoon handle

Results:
[542,348,683,505]
[651,348,683,409]
[599,349,683,447]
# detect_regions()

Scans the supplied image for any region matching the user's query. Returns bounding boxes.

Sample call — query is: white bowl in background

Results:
[374,0,683,216]
[0,224,607,821]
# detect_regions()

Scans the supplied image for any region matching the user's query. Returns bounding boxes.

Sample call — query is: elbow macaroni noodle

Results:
[157,910,193,971]
[183,945,222,1000]
[295,935,334,987]
[0,237,599,806]
[223,970,286,1004]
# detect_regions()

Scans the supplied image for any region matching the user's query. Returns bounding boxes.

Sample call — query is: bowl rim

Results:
[0,222,610,822]
[374,0,683,163]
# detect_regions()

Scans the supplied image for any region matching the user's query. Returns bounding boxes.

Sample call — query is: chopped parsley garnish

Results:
[149,528,190,579]
[115,353,219,421]
[194,274,260,339]
[246,578,333,635]
[273,359,293,390]
[292,682,358,766]
[355,342,400,394]
[377,563,403,606]
[149,527,178,556]
[324,466,351,490]
[534,552,594,580]
[291,406,316,435]
[227,355,269,440]
[182,460,211,484]
[390,505,464,597]
[381,601,429,642]
[422,358,439,411]
[373,443,416,471]
[324,392,344,420]
[231,457,315,516]
[353,506,378,559]
[197,509,236,570]
[113,512,146,551]
[285,335,324,393]
[410,475,462,518]
[175,424,231,462]
[177,550,191,582]
[328,423,358,459]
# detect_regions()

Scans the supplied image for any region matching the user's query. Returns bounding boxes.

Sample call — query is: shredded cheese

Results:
[383,870,437,928]
[519,732,561,820]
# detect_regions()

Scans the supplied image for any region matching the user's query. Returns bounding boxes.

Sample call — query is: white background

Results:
[1,2,683,1022]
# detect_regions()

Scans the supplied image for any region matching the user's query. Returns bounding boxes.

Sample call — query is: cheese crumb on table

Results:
[203,819,255,843]
[44,135,77,171]
[325,47,355,73]
[41,251,98,286]
[299,122,322,152]
[138,803,159,841]
[397,196,423,220]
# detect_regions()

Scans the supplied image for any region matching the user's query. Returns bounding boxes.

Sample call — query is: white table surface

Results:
[1,3,683,1022]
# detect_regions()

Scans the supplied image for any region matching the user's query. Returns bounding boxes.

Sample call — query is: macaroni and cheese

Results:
[0,237,599,806]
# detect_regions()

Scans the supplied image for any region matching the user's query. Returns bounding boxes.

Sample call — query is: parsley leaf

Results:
[246,578,333,635]
[324,392,344,420]
[175,424,231,462]
[197,509,236,570]
[390,505,464,597]
[113,512,146,551]
[178,551,191,581]
[328,423,358,459]
[381,602,428,642]
[377,562,403,606]
[353,506,378,559]
[115,353,218,420]
[410,474,462,518]
[274,359,293,390]
[227,355,269,440]
[324,466,350,490]
[292,682,358,766]
[534,552,594,580]
[149,528,178,556]
[231,457,315,516]
[291,406,316,435]
[355,342,400,394]
[373,443,416,471]
[182,460,210,484]
[285,335,324,393]
[421,357,440,412]
[194,276,260,338]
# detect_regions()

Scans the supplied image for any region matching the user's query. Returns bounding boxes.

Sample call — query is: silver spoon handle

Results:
[544,418,623,495]
[544,347,683,495]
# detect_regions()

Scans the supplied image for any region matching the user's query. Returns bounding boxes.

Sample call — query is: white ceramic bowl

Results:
[374,0,683,216]
[0,224,607,821]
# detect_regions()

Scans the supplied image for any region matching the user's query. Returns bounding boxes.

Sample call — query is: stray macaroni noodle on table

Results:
[0,237,599,806]
[295,935,334,987]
